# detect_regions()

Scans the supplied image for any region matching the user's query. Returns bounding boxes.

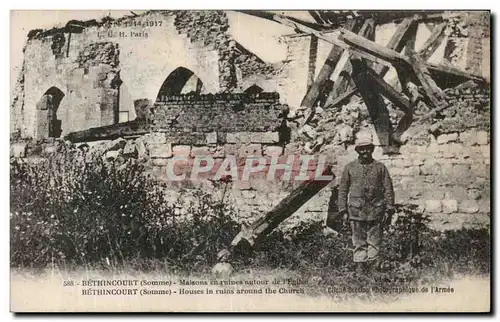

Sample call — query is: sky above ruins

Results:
[10,10,312,90]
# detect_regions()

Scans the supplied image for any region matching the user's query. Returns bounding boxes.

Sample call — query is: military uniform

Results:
[338,158,394,263]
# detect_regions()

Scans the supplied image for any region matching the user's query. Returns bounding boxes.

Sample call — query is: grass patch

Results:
[10,142,490,298]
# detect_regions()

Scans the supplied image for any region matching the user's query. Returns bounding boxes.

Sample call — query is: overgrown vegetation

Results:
[10,143,490,295]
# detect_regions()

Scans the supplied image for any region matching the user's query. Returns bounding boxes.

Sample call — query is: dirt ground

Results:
[10,268,490,313]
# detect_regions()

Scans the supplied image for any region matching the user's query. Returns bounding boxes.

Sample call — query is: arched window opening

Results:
[36,87,65,139]
[243,84,264,95]
[155,67,204,102]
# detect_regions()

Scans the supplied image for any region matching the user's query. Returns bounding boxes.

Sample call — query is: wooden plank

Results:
[407,50,446,107]
[403,22,418,56]
[324,19,376,107]
[365,66,411,113]
[418,22,446,61]
[64,119,149,143]
[426,62,485,82]
[373,17,418,77]
[350,56,392,146]
[299,41,345,110]
[338,27,409,64]
[326,18,418,108]
[229,165,335,249]
[298,20,359,127]
[324,85,357,109]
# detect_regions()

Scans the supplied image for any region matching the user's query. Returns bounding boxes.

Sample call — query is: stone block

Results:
[401,166,420,176]
[10,143,27,158]
[238,144,262,157]
[152,158,169,166]
[480,145,490,158]
[452,143,468,156]
[224,144,238,156]
[422,189,444,200]
[426,142,440,154]
[145,132,167,145]
[191,146,211,157]
[206,132,217,145]
[437,133,458,144]
[411,156,425,166]
[172,145,192,157]
[470,163,488,178]
[105,150,121,160]
[458,200,480,214]
[227,132,251,144]
[209,146,225,158]
[135,138,147,158]
[459,131,478,146]
[264,146,283,157]
[260,132,280,143]
[478,200,491,214]
[391,159,405,168]
[44,145,57,154]
[428,213,464,231]
[241,190,256,200]
[149,142,172,158]
[476,130,489,145]
[423,176,435,183]
[463,213,490,229]
[420,163,439,176]
[425,200,442,213]
[442,199,458,214]
[106,137,127,152]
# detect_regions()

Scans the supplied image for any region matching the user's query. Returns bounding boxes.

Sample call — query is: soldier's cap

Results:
[355,139,374,150]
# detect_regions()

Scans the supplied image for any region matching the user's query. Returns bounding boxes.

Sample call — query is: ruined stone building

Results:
[10,10,491,231]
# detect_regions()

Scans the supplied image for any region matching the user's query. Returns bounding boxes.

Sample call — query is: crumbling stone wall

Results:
[148,92,284,133]
[443,11,490,78]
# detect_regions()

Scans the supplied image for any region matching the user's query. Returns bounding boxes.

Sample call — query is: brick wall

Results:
[148,92,285,134]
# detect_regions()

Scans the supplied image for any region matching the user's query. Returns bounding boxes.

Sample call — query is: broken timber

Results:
[324,18,377,109]
[350,56,392,146]
[64,119,149,143]
[299,18,373,128]
[417,22,446,61]
[228,164,335,252]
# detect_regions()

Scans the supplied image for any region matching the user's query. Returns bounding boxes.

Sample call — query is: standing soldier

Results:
[337,137,395,273]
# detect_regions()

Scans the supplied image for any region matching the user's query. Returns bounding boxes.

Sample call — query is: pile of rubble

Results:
[290,78,489,153]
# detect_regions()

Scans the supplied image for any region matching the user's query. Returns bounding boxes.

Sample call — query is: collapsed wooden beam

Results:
[407,51,446,107]
[373,16,419,77]
[426,61,485,82]
[299,26,353,113]
[365,66,411,113]
[338,27,486,84]
[325,87,358,109]
[229,165,335,250]
[418,22,447,61]
[350,56,392,146]
[240,10,486,86]
[324,19,376,108]
[64,119,149,143]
